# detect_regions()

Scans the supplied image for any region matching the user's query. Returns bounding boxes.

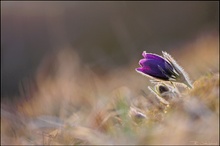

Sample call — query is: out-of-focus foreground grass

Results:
[1,33,219,145]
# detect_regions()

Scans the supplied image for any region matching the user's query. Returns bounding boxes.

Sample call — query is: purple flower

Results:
[136,51,193,88]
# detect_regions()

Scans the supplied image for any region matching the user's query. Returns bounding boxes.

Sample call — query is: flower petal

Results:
[142,52,165,62]
[138,58,147,67]
[137,59,171,80]
[144,53,176,76]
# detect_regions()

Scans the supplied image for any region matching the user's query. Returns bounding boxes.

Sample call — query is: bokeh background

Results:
[1,1,219,98]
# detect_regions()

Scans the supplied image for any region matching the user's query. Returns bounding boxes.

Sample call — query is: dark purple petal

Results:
[136,67,145,73]
[137,52,176,80]
[139,58,147,67]
[139,59,170,80]
[142,53,175,73]
[142,52,165,62]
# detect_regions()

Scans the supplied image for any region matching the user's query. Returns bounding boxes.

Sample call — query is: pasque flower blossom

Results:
[136,51,193,88]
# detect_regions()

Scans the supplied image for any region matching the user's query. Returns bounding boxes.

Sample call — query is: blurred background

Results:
[1,1,219,98]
